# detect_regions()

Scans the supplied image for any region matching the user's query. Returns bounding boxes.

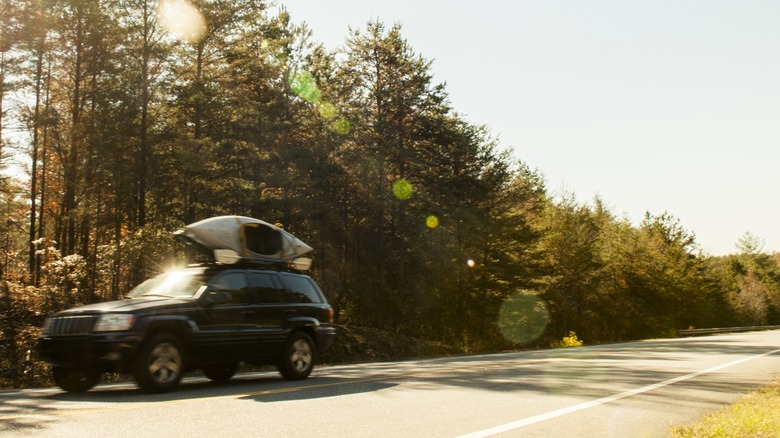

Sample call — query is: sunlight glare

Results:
[158,0,207,44]
[160,269,187,292]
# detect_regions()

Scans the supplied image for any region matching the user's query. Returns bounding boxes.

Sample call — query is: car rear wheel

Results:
[133,334,184,393]
[52,366,99,393]
[278,331,315,380]
[203,362,238,381]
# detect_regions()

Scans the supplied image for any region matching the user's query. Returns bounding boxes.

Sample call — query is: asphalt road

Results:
[2,330,779,437]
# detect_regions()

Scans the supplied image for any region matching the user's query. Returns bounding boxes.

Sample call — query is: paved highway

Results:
[2,330,779,437]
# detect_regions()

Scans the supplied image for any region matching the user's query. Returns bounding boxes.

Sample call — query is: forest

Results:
[1,0,779,388]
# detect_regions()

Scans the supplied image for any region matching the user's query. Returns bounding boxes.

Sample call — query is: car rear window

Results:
[279,274,323,304]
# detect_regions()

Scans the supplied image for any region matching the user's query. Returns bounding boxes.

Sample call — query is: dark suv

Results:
[38,264,336,393]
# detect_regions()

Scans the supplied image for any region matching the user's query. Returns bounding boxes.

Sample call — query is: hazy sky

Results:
[278,0,780,255]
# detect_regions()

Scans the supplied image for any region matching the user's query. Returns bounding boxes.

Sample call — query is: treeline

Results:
[1,0,779,387]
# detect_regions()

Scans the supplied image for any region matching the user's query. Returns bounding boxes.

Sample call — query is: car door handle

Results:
[284,309,297,315]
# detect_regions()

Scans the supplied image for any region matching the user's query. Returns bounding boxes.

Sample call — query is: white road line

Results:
[458,348,780,438]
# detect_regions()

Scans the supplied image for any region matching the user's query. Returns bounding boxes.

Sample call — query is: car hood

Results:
[53,297,194,316]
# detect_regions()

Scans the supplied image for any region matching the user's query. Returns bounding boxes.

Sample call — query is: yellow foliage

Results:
[558,331,583,347]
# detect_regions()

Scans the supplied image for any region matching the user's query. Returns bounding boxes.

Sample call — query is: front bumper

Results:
[38,333,142,373]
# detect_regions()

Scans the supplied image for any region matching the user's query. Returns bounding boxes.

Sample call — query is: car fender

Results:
[135,315,197,347]
[284,316,321,329]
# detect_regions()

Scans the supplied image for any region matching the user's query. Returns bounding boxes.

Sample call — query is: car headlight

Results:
[93,314,136,332]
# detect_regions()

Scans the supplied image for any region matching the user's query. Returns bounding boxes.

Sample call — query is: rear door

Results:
[245,270,288,360]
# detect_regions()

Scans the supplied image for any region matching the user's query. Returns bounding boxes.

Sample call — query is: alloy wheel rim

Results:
[290,339,312,372]
[148,343,182,384]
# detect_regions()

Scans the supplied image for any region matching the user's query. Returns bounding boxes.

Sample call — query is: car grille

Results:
[45,315,98,335]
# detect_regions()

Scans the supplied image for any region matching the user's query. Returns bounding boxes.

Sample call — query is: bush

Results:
[0,282,54,388]
[557,331,583,348]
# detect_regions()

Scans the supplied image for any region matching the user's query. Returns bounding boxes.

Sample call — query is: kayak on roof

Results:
[174,216,313,268]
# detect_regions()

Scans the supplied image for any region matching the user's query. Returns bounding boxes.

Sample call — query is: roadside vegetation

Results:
[671,378,780,437]
[1,0,780,389]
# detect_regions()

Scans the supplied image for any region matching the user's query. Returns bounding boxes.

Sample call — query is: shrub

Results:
[558,331,583,348]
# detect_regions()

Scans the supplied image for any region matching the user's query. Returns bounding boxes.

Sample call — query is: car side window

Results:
[279,274,323,304]
[249,271,282,304]
[207,271,251,304]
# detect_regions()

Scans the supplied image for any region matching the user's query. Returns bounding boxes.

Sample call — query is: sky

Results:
[277,0,780,256]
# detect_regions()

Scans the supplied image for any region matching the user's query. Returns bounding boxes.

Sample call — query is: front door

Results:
[195,270,257,362]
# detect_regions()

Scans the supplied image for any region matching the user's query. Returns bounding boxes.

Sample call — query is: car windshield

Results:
[126,269,208,299]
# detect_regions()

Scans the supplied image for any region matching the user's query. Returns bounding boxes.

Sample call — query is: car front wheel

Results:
[133,334,184,393]
[278,331,315,380]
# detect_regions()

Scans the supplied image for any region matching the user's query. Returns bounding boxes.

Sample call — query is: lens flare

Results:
[318,102,336,119]
[158,0,207,44]
[289,71,321,104]
[498,292,549,345]
[332,118,351,135]
[392,179,413,200]
[426,215,439,229]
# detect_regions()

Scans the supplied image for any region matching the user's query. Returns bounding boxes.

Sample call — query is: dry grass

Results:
[671,378,780,437]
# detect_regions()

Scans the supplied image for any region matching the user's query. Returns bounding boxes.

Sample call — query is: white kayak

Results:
[174,216,313,263]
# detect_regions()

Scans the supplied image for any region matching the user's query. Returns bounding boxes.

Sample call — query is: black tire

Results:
[203,362,238,382]
[52,366,99,393]
[133,334,185,393]
[278,331,315,380]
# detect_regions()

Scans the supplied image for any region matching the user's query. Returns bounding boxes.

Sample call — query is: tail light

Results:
[326,306,334,324]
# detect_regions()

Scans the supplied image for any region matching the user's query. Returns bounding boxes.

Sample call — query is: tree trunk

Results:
[28,41,45,283]
[64,13,85,255]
